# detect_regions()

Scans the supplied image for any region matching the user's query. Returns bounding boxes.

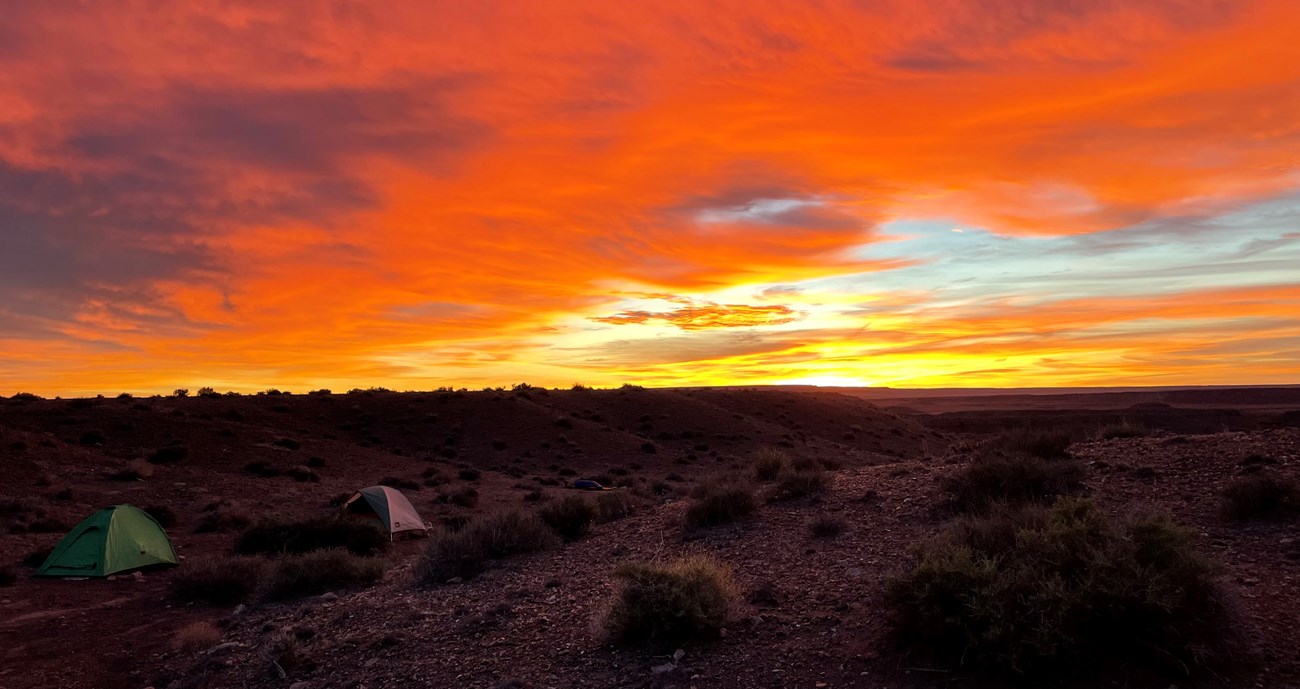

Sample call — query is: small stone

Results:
[447,577,464,585]
[816,683,828,688]
[319,592,338,601]
[289,683,311,689]
[846,567,863,578]
[364,658,378,668]
[651,663,676,675]
[207,642,240,656]
[132,571,145,581]
[232,604,246,616]
[749,615,764,626]
[672,649,685,662]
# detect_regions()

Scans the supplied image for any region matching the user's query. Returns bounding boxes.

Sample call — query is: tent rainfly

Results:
[37,504,178,577]
[342,486,428,537]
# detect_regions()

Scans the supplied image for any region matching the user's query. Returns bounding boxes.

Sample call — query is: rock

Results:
[364,658,378,668]
[319,592,338,601]
[447,577,464,585]
[846,567,863,578]
[232,604,246,616]
[207,642,241,656]
[672,649,685,662]
[651,663,676,675]
[289,683,311,689]
[132,571,145,581]
[749,615,764,626]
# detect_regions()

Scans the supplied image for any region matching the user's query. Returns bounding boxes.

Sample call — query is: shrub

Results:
[148,445,188,465]
[752,447,787,481]
[235,518,386,556]
[380,476,420,491]
[596,491,640,523]
[170,556,266,605]
[809,513,847,538]
[446,488,478,507]
[769,466,830,502]
[458,468,481,481]
[540,495,597,540]
[1095,420,1149,440]
[144,505,178,528]
[416,510,559,584]
[1222,472,1300,521]
[172,621,222,651]
[196,387,220,398]
[941,454,1083,513]
[285,465,319,482]
[684,479,757,528]
[0,564,15,586]
[262,630,315,676]
[109,458,154,481]
[987,428,1074,461]
[260,549,385,601]
[886,498,1232,678]
[600,554,738,644]
[245,460,280,478]
[194,501,252,533]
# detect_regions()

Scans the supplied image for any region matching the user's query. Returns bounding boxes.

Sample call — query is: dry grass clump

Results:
[260,549,386,602]
[942,454,1083,514]
[600,554,738,644]
[1222,472,1300,521]
[169,556,267,605]
[886,498,1233,679]
[986,427,1074,461]
[596,490,641,523]
[235,518,386,556]
[109,458,154,481]
[752,447,788,481]
[172,621,222,651]
[808,513,847,538]
[1094,419,1149,440]
[148,444,188,465]
[684,477,757,528]
[416,510,560,585]
[540,495,598,540]
[194,500,252,533]
[769,461,830,502]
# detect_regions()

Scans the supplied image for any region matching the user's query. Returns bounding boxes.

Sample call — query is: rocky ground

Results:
[1,388,1298,689]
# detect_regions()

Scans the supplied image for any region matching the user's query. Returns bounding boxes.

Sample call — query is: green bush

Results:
[752,447,787,481]
[234,518,386,556]
[886,498,1232,678]
[540,495,597,540]
[260,549,386,602]
[416,510,559,584]
[1222,472,1299,521]
[941,454,1083,513]
[169,556,266,605]
[600,554,737,644]
[684,479,757,528]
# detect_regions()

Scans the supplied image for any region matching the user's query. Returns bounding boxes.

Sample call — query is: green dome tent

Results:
[342,486,428,538]
[37,504,178,577]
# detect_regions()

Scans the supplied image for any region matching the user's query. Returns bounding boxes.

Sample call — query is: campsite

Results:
[2,385,1299,688]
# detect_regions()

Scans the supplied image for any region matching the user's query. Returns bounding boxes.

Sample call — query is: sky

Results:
[2,0,1300,396]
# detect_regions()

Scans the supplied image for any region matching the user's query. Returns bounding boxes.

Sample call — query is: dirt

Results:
[1,387,1298,689]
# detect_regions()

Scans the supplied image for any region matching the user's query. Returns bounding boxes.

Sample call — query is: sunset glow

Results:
[3,1,1300,395]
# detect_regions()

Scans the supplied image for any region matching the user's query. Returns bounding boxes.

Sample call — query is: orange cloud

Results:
[1,1,1298,394]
